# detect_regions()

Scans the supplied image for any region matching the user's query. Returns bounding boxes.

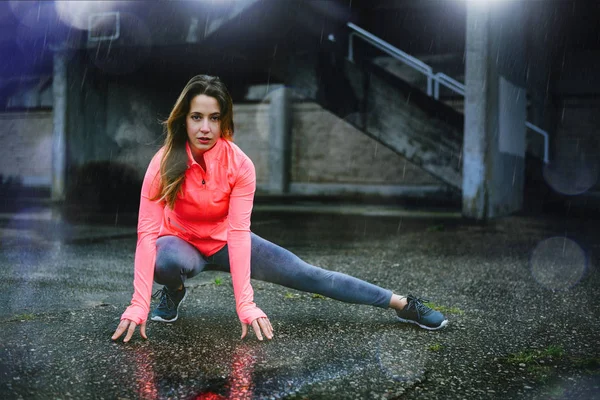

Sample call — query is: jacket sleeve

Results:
[227,158,267,324]
[120,150,165,325]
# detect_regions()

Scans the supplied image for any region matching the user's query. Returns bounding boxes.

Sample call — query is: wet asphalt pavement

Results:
[0,201,599,399]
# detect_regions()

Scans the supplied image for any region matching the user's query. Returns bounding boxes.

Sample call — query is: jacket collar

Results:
[185,138,224,168]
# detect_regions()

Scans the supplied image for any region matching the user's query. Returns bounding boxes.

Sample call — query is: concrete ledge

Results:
[287,182,454,198]
[256,183,459,205]
[252,203,461,218]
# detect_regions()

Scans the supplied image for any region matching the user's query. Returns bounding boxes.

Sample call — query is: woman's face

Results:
[186,94,222,157]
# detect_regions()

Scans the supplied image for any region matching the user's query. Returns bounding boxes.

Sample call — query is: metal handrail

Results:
[433,72,465,99]
[525,122,550,164]
[346,22,550,164]
[347,22,434,96]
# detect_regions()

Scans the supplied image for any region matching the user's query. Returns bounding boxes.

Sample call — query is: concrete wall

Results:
[491,77,526,216]
[62,87,443,196]
[233,103,271,187]
[234,101,442,195]
[0,111,52,187]
[289,102,439,185]
[105,83,165,176]
[66,54,168,177]
[63,56,169,210]
[0,49,469,206]
[66,56,110,168]
[61,53,445,202]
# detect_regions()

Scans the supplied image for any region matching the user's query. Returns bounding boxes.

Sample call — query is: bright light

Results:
[464,0,509,3]
[54,1,116,30]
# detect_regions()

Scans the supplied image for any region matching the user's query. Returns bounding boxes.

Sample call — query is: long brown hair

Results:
[152,75,235,208]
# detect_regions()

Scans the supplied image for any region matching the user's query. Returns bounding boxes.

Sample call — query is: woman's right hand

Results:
[111,318,147,343]
[240,316,274,341]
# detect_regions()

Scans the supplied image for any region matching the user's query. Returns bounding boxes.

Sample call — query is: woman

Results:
[111,75,447,343]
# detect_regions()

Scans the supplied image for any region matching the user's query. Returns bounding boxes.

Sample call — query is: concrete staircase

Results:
[315,57,464,190]
[197,1,465,191]
[372,53,466,113]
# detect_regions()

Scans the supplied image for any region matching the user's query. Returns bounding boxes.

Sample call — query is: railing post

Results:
[51,44,68,202]
[427,75,433,97]
[348,33,354,62]
[525,122,550,164]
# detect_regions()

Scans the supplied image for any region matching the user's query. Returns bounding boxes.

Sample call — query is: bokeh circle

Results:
[543,137,599,195]
[377,331,427,382]
[530,236,587,291]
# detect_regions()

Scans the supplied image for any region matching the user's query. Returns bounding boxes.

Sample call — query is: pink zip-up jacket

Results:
[120,138,267,325]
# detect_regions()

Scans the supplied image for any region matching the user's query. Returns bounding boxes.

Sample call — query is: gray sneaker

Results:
[151,286,187,322]
[396,295,448,330]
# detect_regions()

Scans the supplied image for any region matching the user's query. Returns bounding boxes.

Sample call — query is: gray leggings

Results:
[154,233,393,308]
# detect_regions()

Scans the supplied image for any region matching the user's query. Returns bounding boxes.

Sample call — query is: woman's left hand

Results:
[240,316,273,341]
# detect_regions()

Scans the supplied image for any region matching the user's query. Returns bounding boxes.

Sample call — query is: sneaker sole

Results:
[396,317,448,331]
[151,290,188,323]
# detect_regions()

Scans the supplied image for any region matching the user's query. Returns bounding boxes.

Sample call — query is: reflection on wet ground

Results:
[131,338,263,399]
[1,203,599,398]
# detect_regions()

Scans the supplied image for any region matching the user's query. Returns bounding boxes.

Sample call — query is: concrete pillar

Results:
[462,2,527,219]
[268,87,292,194]
[51,50,68,201]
